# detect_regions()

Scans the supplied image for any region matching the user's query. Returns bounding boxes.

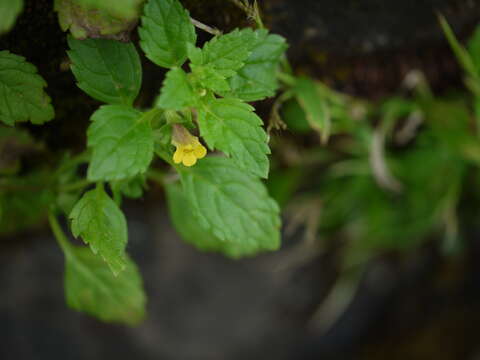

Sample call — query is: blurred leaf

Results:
[0,126,42,174]
[55,154,85,216]
[139,0,196,68]
[69,186,128,276]
[438,15,478,78]
[68,37,142,105]
[0,172,54,235]
[266,166,304,208]
[294,77,330,142]
[65,246,146,325]
[110,175,146,201]
[419,98,474,154]
[468,25,480,72]
[55,0,139,40]
[320,133,466,251]
[281,98,311,133]
[0,0,23,34]
[0,51,54,126]
[75,0,144,20]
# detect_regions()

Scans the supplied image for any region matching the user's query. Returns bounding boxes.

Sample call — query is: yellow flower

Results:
[171,124,207,167]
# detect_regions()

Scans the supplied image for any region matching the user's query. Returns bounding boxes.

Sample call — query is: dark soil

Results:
[1,202,480,360]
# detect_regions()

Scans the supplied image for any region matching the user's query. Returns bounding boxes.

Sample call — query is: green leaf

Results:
[0,126,42,174]
[438,15,478,78]
[0,51,54,126]
[74,0,144,20]
[65,246,146,325]
[222,29,287,101]
[166,182,264,258]
[190,28,255,78]
[69,186,128,275]
[68,37,142,105]
[0,171,54,235]
[0,0,23,34]
[190,64,231,94]
[198,97,270,178]
[110,175,146,200]
[295,77,330,142]
[55,0,140,40]
[87,105,154,181]
[139,0,196,68]
[468,25,480,72]
[156,68,196,110]
[281,98,311,133]
[179,157,281,254]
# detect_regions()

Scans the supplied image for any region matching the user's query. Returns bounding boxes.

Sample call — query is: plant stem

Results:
[190,17,221,35]
[277,72,296,87]
[58,179,91,193]
[48,212,73,258]
[146,169,165,185]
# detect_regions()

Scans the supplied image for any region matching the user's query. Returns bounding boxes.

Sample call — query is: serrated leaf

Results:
[0,0,23,34]
[186,43,202,64]
[87,105,154,181]
[69,187,128,275]
[139,0,196,68]
[222,29,287,101]
[295,77,330,142]
[166,182,263,258]
[0,51,54,126]
[68,37,142,105]
[55,0,139,40]
[179,157,281,253]
[65,246,146,325]
[191,28,255,78]
[156,67,196,110]
[198,97,270,178]
[190,64,230,94]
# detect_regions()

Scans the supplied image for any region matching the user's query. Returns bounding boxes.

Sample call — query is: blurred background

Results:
[2,0,480,359]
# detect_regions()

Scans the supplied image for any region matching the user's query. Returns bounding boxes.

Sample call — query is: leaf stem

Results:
[58,179,91,193]
[146,168,165,185]
[54,151,90,177]
[277,72,296,87]
[190,17,222,35]
[48,212,73,258]
[141,107,163,125]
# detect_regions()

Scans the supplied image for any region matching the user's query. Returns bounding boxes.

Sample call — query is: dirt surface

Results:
[1,202,480,360]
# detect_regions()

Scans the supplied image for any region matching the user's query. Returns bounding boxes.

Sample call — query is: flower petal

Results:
[194,144,207,159]
[183,153,197,167]
[173,148,184,164]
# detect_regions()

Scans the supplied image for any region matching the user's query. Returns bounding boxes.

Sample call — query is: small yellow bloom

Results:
[171,124,207,167]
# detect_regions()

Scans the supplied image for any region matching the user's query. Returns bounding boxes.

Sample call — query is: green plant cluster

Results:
[1,0,480,327]
[0,0,286,324]
[267,17,480,269]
